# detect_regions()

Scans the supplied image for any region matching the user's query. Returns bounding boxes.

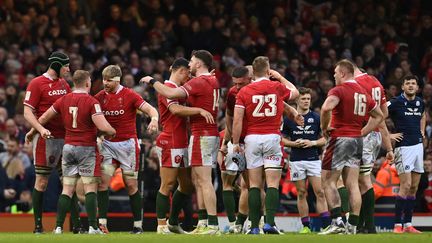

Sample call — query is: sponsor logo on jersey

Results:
[48,89,67,96]
[293,125,315,135]
[307,118,314,123]
[103,110,125,116]
[405,107,421,116]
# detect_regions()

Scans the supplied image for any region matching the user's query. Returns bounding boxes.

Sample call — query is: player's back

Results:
[158,81,188,147]
[329,81,376,137]
[53,92,102,146]
[182,75,219,136]
[355,73,386,107]
[236,79,290,135]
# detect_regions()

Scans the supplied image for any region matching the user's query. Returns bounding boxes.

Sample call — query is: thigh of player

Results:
[102,138,140,175]
[188,135,219,167]
[395,143,424,175]
[33,134,64,169]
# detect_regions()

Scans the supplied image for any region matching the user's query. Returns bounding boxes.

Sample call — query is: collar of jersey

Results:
[197,73,212,77]
[354,72,367,78]
[72,89,88,94]
[253,77,268,83]
[43,72,56,81]
[106,85,124,95]
[165,80,179,87]
[345,79,357,84]
[401,93,416,102]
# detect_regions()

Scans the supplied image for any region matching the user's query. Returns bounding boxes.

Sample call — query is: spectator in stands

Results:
[4,118,25,145]
[423,159,432,211]
[0,137,31,169]
[0,163,16,212]
[373,159,400,210]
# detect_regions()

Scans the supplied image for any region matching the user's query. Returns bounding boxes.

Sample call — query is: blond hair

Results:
[102,65,122,80]
[252,56,270,77]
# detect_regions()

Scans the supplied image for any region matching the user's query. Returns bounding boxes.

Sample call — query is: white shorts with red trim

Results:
[33,134,64,174]
[100,138,140,173]
[244,134,283,169]
[188,135,219,167]
[155,144,189,168]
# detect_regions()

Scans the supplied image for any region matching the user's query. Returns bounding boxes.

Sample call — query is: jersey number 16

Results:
[354,92,366,116]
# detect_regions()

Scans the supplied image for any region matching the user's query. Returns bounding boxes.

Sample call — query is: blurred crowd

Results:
[0,0,432,213]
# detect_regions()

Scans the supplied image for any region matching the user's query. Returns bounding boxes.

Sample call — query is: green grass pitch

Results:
[0,232,431,243]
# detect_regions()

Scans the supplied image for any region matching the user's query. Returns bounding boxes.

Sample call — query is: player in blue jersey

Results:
[387,75,426,233]
[282,87,330,233]
[388,75,425,234]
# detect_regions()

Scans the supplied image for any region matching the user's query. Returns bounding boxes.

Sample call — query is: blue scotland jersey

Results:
[282,111,321,161]
[387,94,424,147]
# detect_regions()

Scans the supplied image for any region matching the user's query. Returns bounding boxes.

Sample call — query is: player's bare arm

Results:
[140,76,187,99]
[24,106,48,138]
[139,102,159,133]
[361,105,384,137]
[299,136,327,148]
[92,114,116,138]
[268,69,299,100]
[421,111,426,139]
[168,104,214,124]
[26,106,58,140]
[283,102,304,126]
[232,106,245,153]
[220,113,233,154]
[378,121,394,162]
[320,95,340,137]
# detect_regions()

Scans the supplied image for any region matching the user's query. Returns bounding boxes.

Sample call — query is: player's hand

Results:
[217,145,227,166]
[293,139,303,148]
[294,114,304,126]
[390,133,403,142]
[299,139,314,148]
[233,144,243,154]
[219,144,228,155]
[386,150,395,163]
[199,109,215,124]
[140,76,154,84]
[268,69,282,81]
[25,131,35,144]
[210,69,216,76]
[147,120,159,134]
[322,127,335,138]
[40,128,53,139]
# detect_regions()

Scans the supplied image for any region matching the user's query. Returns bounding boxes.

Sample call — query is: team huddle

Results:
[24,50,425,235]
